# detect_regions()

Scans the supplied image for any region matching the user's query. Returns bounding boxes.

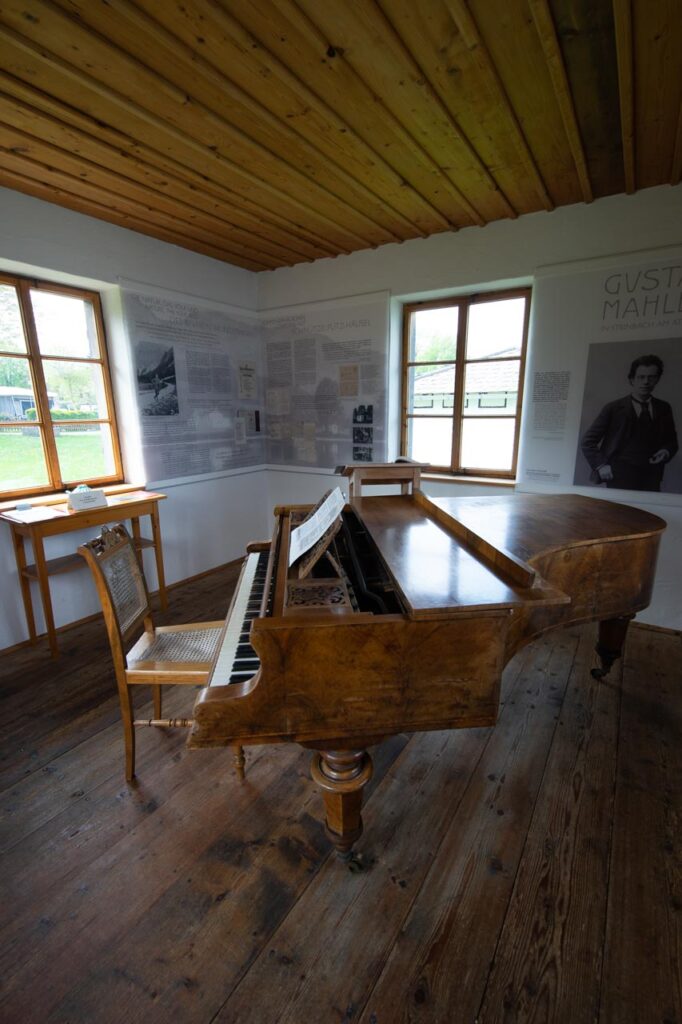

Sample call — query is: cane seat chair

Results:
[79,524,244,782]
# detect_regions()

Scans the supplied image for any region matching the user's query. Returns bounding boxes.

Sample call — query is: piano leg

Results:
[592,614,635,679]
[310,749,373,868]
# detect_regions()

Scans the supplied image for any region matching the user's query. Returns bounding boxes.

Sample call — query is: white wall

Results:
[2,185,681,649]
[265,467,511,507]
[257,185,682,308]
[0,187,257,307]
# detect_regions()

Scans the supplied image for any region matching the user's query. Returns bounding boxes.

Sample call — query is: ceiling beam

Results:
[228,0,489,225]
[0,118,304,268]
[0,71,339,261]
[612,0,635,193]
[313,0,506,223]
[0,8,390,250]
[442,0,554,211]
[527,0,593,203]
[60,0,444,239]
[0,162,270,270]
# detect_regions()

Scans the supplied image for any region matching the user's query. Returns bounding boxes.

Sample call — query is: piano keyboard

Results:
[209,550,269,686]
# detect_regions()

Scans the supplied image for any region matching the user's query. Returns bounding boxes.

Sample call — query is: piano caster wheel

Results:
[338,851,364,873]
[591,653,618,680]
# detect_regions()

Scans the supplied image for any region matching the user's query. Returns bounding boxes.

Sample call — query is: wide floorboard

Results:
[0,563,680,1024]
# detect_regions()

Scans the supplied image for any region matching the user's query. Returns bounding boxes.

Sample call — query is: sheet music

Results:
[2,506,68,524]
[288,486,345,567]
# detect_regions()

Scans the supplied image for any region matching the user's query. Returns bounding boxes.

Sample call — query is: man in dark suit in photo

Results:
[580,354,678,492]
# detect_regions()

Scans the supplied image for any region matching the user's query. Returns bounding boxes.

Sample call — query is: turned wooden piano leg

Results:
[311,749,373,868]
[232,743,246,780]
[592,614,635,679]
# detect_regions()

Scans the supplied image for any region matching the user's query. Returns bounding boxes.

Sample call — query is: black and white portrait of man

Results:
[574,340,682,494]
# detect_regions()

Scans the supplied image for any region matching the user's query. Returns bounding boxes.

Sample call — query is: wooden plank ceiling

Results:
[0,0,680,272]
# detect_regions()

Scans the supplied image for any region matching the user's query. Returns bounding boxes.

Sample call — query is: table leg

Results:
[150,505,168,610]
[130,516,143,568]
[10,528,37,644]
[33,534,59,658]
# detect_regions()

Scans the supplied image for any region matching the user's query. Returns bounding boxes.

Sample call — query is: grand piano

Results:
[189,473,665,865]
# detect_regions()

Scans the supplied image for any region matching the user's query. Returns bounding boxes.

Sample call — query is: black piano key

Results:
[236,643,256,658]
[232,657,259,670]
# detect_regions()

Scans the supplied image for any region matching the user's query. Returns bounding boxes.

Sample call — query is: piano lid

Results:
[352,494,567,619]
[426,493,667,565]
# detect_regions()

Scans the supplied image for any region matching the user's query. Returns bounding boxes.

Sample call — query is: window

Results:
[401,288,530,478]
[0,273,123,499]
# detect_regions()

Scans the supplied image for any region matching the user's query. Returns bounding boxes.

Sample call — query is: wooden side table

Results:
[336,462,428,499]
[1,490,167,657]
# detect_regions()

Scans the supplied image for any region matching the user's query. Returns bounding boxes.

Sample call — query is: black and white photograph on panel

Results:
[573,338,682,494]
[353,445,373,461]
[353,403,374,424]
[136,342,179,416]
[353,426,373,444]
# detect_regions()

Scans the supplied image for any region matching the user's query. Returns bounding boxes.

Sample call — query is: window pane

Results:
[466,297,526,360]
[56,422,116,483]
[43,361,109,418]
[410,306,458,362]
[464,360,520,416]
[408,416,453,466]
[0,285,27,353]
[0,356,37,420]
[30,290,100,358]
[408,363,455,415]
[0,425,50,490]
[461,418,515,471]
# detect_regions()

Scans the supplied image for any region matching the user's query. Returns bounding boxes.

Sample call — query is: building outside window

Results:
[0,273,123,499]
[401,288,531,478]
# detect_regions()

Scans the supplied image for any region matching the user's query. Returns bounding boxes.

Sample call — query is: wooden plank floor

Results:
[0,563,680,1024]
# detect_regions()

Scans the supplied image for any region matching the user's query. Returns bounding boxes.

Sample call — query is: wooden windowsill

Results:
[0,482,146,513]
[421,473,516,488]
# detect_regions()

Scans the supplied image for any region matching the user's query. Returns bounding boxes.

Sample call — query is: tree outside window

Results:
[0,274,123,499]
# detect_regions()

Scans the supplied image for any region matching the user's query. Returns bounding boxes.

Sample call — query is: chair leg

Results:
[232,743,245,780]
[119,684,136,782]
[152,684,162,719]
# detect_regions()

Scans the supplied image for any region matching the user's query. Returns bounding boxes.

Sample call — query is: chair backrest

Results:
[79,525,152,669]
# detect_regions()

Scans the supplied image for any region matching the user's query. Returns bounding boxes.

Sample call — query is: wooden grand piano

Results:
[189,476,665,865]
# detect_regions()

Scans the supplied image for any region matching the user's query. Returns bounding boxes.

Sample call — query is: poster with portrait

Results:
[573,339,682,494]
[517,251,682,504]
